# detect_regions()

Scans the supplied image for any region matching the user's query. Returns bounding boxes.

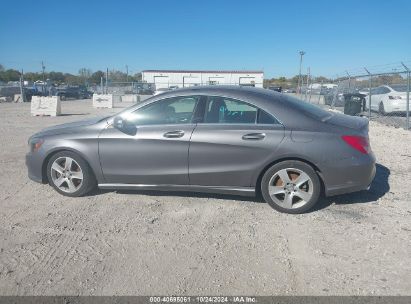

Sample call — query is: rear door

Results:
[188,96,285,187]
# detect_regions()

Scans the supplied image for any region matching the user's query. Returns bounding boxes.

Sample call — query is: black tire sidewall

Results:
[261,160,321,214]
[46,151,95,197]
[379,102,385,115]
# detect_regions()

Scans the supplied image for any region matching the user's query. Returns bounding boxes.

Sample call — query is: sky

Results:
[0,0,410,78]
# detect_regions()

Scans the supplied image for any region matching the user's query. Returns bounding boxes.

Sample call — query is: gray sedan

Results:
[26,86,376,213]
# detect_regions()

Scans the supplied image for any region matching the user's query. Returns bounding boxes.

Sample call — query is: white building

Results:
[142,70,264,89]
[309,83,338,89]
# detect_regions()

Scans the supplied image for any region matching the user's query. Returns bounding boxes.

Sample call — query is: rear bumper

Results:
[26,152,45,183]
[322,152,376,197]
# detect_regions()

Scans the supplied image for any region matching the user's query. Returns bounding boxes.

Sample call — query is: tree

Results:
[48,71,66,83]
[0,69,21,82]
[109,69,128,82]
[78,68,92,84]
[90,71,105,84]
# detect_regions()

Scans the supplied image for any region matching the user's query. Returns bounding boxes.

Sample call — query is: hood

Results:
[35,116,109,137]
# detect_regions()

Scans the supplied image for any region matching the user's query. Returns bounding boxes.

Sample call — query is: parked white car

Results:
[368,85,408,114]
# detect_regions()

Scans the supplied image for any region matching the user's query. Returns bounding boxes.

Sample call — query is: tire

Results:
[60,95,66,101]
[261,160,321,214]
[379,102,386,115]
[46,151,96,197]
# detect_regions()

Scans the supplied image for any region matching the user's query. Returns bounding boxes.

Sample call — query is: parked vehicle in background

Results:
[153,88,171,95]
[358,88,370,96]
[55,86,92,100]
[324,89,345,106]
[135,83,155,95]
[283,88,296,93]
[268,86,282,92]
[169,86,179,90]
[0,86,43,102]
[367,85,408,114]
[26,86,375,214]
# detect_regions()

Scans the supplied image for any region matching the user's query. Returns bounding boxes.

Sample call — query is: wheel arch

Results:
[254,157,326,197]
[41,148,97,183]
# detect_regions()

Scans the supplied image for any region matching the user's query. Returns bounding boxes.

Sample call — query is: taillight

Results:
[341,135,370,154]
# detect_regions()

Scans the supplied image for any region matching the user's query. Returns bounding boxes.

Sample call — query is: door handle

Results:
[242,133,266,140]
[163,130,185,138]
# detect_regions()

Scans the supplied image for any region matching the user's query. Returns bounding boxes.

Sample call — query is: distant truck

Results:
[0,86,43,102]
[55,86,93,100]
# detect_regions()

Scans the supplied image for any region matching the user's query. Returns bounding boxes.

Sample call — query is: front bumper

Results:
[26,152,45,183]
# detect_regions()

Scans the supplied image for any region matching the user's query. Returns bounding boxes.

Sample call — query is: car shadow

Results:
[108,189,263,203]
[312,163,390,212]
[59,113,90,116]
[88,163,390,211]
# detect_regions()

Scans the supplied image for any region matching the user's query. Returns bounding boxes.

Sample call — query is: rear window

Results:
[390,84,408,92]
[282,95,333,121]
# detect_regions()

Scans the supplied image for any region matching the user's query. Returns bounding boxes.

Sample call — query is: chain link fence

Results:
[293,63,410,131]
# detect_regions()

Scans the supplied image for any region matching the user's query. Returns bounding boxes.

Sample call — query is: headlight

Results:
[29,137,44,152]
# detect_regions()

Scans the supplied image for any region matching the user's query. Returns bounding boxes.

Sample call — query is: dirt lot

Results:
[0,100,410,296]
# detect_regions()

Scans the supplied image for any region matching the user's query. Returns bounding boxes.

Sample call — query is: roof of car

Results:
[155,85,273,96]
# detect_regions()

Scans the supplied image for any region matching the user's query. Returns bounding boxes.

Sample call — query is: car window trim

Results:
[201,95,282,126]
[128,95,201,126]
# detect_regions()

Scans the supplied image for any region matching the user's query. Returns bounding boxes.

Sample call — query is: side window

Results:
[370,87,380,95]
[205,97,257,124]
[380,87,390,94]
[258,110,279,124]
[129,96,199,125]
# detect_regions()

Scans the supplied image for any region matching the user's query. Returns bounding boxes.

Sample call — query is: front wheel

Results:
[46,151,96,197]
[261,160,321,214]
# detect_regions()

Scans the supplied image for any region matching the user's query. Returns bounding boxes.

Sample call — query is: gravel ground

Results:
[0,100,410,296]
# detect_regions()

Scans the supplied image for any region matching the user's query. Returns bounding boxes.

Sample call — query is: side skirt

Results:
[98,183,256,197]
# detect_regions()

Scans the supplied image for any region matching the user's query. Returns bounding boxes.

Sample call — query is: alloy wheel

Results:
[268,168,313,209]
[50,157,84,193]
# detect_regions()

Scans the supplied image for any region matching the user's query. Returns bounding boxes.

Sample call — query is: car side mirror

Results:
[113,116,137,135]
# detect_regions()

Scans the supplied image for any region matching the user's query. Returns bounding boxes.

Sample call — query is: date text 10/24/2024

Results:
[149,296,256,303]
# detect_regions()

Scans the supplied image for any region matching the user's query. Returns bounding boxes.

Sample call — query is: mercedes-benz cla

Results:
[26,86,376,213]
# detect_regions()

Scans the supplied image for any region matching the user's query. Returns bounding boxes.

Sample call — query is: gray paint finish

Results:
[26,86,376,198]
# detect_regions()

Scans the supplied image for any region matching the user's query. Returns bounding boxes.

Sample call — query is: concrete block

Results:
[113,95,122,103]
[93,94,113,108]
[31,96,61,116]
[139,95,152,102]
[121,94,138,103]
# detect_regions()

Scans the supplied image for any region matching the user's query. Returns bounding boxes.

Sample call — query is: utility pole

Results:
[346,71,351,90]
[298,50,306,95]
[20,69,25,103]
[126,65,129,83]
[106,68,109,94]
[364,68,372,119]
[41,61,46,95]
[305,67,310,101]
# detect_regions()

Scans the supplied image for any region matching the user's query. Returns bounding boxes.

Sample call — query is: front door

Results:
[99,95,201,185]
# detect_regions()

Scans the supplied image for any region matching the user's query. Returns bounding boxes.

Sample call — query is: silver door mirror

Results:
[113,116,137,135]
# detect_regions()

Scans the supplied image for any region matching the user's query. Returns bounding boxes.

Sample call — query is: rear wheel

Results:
[46,151,96,197]
[379,102,386,115]
[261,160,321,214]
